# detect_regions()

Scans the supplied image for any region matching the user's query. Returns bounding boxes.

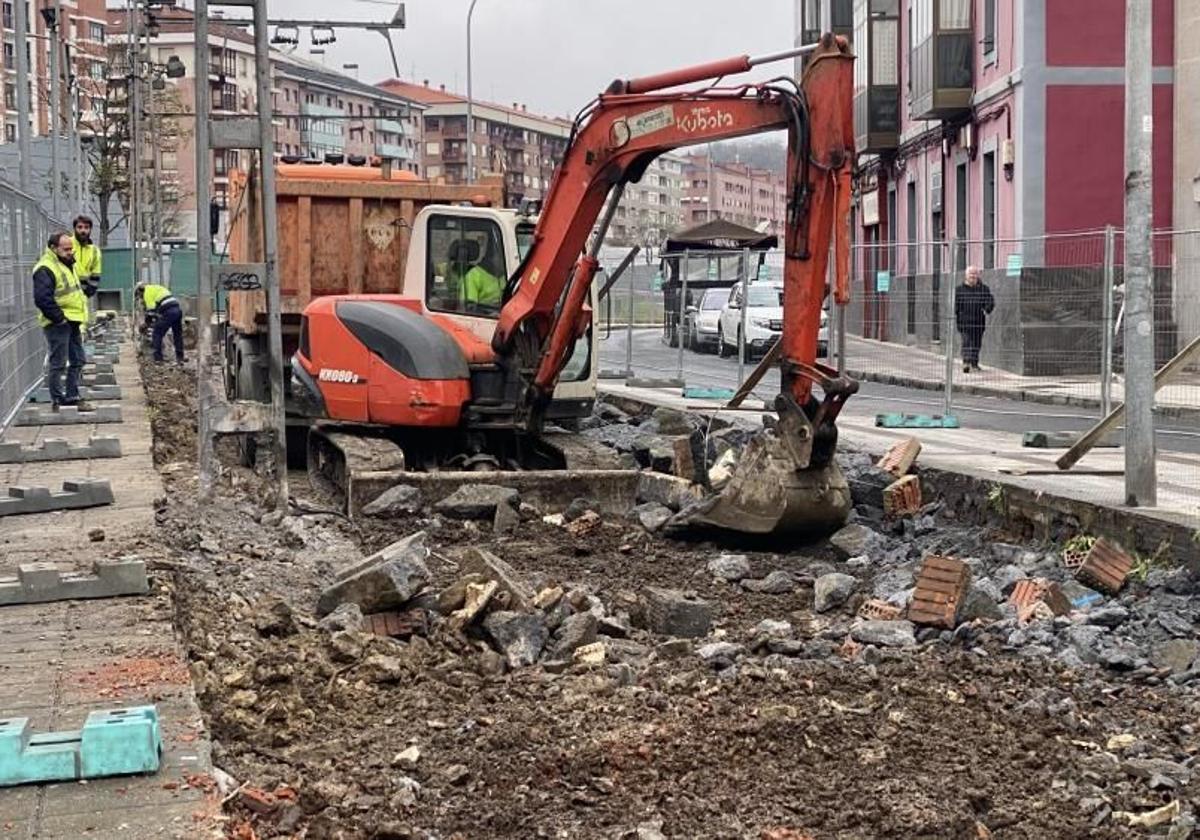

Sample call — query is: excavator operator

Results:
[459,238,504,313]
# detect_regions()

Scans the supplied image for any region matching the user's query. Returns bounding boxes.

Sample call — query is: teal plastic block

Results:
[681,386,736,401]
[874,413,960,429]
[0,706,160,787]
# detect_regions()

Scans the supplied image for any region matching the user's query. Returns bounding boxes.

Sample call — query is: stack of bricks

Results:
[907,555,970,629]
[876,438,923,520]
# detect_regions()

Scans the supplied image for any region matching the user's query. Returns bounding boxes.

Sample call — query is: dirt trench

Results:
[138,359,1200,840]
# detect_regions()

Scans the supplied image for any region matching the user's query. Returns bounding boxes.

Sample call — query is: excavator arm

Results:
[494,35,855,445]
[495,34,859,536]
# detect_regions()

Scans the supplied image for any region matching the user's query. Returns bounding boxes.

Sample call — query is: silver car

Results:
[685,288,726,353]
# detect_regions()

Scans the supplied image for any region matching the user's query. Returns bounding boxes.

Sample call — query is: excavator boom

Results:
[491,35,858,536]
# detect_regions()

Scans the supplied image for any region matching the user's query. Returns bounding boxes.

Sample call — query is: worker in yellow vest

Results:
[32,231,95,411]
[135,282,185,363]
[71,215,102,297]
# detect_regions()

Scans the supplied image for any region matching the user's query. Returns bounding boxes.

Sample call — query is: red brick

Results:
[876,437,922,477]
[1009,578,1071,623]
[857,598,903,621]
[883,474,922,518]
[364,608,429,639]
[1075,538,1132,595]
[908,555,970,628]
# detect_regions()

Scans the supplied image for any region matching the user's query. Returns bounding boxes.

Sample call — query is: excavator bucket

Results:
[667,427,851,538]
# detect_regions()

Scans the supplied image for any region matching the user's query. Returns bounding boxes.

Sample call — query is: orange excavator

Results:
[292,34,858,535]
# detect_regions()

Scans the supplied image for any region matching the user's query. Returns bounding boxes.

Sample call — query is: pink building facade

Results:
[798,0,1180,372]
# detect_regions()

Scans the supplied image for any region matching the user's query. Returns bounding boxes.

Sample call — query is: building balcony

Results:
[910,0,973,120]
[376,141,409,160]
[503,133,524,150]
[377,118,405,136]
[442,146,466,162]
[302,102,344,118]
[852,0,899,152]
[507,155,525,172]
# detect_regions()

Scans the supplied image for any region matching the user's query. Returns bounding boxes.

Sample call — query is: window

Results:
[3,83,11,105]
[955,160,968,270]
[1,4,11,30]
[425,214,506,318]
[90,22,105,43]
[982,150,996,269]
[2,41,12,69]
[89,60,104,80]
[983,0,996,57]
[3,123,12,142]
[425,140,440,156]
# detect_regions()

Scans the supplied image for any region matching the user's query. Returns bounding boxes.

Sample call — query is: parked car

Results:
[717,283,829,359]
[684,288,727,353]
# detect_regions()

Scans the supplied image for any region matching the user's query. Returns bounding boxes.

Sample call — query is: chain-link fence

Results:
[597,229,1200,523]
[0,186,59,432]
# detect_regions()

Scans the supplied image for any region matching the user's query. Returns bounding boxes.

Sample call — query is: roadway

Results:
[598,328,1200,455]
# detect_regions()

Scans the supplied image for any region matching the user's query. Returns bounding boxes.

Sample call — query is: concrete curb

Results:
[0,559,148,605]
[15,406,122,425]
[30,385,123,403]
[0,479,115,516]
[0,436,122,463]
[845,367,1200,423]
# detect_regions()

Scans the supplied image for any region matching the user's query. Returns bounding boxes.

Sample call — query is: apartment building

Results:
[376,79,570,205]
[107,7,427,242]
[680,154,788,236]
[608,152,686,247]
[1,0,109,142]
[272,54,423,174]
[797,0,1182,371]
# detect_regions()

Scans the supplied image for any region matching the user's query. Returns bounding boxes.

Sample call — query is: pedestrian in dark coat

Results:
[955,265,994,373]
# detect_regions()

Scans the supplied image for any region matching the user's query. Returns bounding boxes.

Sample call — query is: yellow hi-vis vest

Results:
[72,238,102,279]
[33,249,87,327]
[142,284,177,311]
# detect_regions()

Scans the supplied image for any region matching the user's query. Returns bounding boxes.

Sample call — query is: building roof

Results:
[274,54,426,110]
[376,79,572,129]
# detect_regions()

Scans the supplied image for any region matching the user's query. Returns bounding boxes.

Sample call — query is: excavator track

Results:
[307,427,408,504]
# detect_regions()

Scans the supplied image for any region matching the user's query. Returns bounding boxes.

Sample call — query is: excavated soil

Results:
[139,360,1200,840]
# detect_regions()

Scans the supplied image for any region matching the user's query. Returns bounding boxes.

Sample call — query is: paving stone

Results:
[30,385,123,403]
[0,559,148,606]
[15,405,122,426]
[0,480,115,517]
[0,436,121,464]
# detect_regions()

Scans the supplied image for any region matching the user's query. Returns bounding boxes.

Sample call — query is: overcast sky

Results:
[261,0,795,117]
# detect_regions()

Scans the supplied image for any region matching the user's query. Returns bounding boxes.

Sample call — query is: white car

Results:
[717,283,829,359]
[684,288,726,353]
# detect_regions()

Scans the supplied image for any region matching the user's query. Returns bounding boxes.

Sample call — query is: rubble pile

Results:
[140,377,1200,838]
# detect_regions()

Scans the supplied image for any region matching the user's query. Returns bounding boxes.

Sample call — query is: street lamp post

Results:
[466,0,479,185]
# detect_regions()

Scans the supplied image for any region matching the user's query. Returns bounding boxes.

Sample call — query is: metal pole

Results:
[253,0,289,508]
[49,4,61,220]
[1101,225,1116,417]
[1123,0,1156,506]
[943,238,957,418]
[128,2,141,282]
[707,146,714,222]
[13,0,31,192]
[465,0,479,185]
[73,80,83,211]
[624,257,634,377]
[194,0,215,498]
[152,97,165,283]
[677,250,688,382]
[737,247,750,386]
[840,239,855,374]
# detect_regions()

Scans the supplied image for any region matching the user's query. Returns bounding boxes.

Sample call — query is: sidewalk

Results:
[843,334,1199,418]
[600,381,1200,533]
[0,331,217,839]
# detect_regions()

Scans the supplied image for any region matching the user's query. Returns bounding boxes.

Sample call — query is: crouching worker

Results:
[136,282,185,363]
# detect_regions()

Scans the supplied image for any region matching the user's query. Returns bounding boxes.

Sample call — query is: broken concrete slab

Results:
[813,573,857,613]
[829,523,887,558]
[0,559,148,606]
[316,543,430,616]
[637,587,714,639]
[0,479,114,517]
[637,471,706,512]
[850,619,917,647]
[432,484,520,519]
[461,548,535,612]
[15,405,122,426]
[551,613,599,659]
[707,553,751,583]
[0,436,121,464]
[332,532,429,584]
[482,611,548,668]
[30,385,123,403]
[361,485,422,517]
